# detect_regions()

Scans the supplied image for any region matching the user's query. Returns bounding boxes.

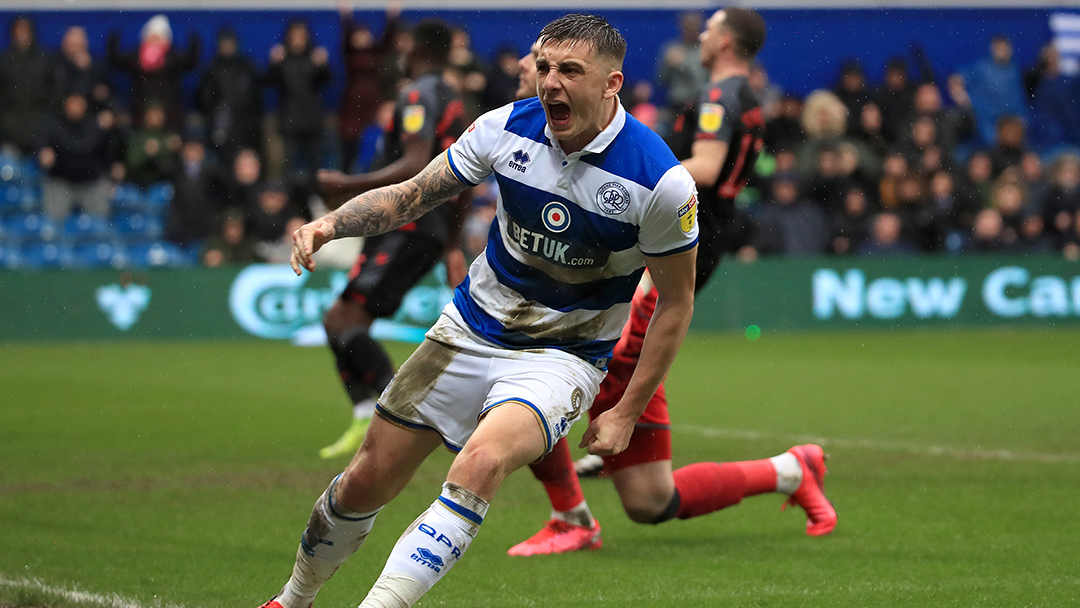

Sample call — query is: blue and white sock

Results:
[358,482,489,608]
[278,476,381,608]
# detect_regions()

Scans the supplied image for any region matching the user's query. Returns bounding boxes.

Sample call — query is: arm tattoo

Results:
[328,154,468,239]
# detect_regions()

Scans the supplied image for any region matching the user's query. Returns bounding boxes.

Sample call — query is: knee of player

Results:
[451,443,516,488]
[623,502,665,524]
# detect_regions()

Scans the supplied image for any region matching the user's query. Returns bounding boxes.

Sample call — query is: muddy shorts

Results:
[375,311,605,454]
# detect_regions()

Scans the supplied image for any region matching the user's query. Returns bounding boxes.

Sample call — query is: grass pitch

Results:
[2,328,1079,608]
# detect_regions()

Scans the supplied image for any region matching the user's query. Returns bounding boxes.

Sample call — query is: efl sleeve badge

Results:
[403,104,427,135]
[698,103,725,134]
[678,194,698,234]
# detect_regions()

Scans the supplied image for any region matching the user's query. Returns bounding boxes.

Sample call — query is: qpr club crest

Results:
[596,182,630,215]
[542,201,571,233]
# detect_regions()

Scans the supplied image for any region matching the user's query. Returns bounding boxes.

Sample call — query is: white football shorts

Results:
[375,311,605,454]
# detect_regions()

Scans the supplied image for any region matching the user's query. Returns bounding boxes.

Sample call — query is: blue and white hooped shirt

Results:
[443,97,699,368]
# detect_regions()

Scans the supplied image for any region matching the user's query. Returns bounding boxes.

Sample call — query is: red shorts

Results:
[589,285,671,473]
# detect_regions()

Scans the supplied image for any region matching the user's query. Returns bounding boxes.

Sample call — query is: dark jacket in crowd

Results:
[166,155,227,247]
[0,42,59,152]
[36,114,116,183]
[267,46,332,137]
[197,39,264,154]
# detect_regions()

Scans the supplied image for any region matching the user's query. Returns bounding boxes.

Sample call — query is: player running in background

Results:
[314,19,470,459]
[509,7,837,557]
[259,14,698,608]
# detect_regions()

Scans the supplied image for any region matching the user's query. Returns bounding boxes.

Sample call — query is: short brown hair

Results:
[538,13,627,68]
[721,8,766,60]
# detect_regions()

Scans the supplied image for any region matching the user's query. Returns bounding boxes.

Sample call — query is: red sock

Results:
[673,459,777,520]
[528,438,585,513]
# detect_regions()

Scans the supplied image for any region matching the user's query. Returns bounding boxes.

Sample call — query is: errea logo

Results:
[508,149,530,173]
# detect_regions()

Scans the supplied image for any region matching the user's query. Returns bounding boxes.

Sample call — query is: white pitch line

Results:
[672,424,1080,465]
[0,576,187,608]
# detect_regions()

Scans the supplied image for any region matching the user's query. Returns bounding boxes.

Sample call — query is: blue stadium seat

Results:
[18,158,41,184]
[126,240,185,268]
[0,183,42,216]
[144,182,174,216]
[0,152,21,183]
[18,242,67,269]
[113,212,164,241]
[111,183,146,214]
[0,242,20,268]
[63,213,116,244]
[65,242,125,269]
[3,213,58,243]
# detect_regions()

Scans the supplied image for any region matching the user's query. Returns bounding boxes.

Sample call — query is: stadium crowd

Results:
[1,9,1079,270]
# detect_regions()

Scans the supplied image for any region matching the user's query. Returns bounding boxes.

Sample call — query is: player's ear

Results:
[604,70,623,100]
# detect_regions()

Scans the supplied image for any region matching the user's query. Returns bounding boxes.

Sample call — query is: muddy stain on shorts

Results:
[380,339,462,421]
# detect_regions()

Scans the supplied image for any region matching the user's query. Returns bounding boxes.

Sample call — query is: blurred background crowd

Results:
[0,6,1078,270]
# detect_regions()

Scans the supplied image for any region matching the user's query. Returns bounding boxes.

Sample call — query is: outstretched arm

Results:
[290,151,467,275]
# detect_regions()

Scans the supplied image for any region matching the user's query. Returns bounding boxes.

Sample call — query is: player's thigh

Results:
[323,295,375,337]
[610,459,676,523]
[446,402,549,500]
[483,352,604,456]
[342,232,443,318]
[337,414,443,512]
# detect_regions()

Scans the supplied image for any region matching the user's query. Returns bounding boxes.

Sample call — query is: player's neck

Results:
[710,57,750,84]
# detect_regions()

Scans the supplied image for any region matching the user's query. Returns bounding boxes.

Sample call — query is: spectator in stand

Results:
[859,211,916,256]
[267,18,332,186]
[247,180,303,245]
[37,92,121,222]
[1019,151,1047,212]
[197,27,264,162]
[482,45,524,112]
[905,79,976,163]
[829,185,873,255]
[202,208,258,267]
[224,148,263,212]
[968,208,1007,252]
[655,10,708,128]
[750,172,831,256]
[1017,213,1053,253]
[337,0,401,171]
[1028,45,1080,150]
[834,60,870,134]
[877,150,909,210]
[125,104,181,187]
[929,169,982,237]
[804,144,849,213]
[893,171,945,251]
[987,115,1027,177]
[56,26,114,118]
[380,21,413,100]
[108,14,200,130]
[446,27,487,121]
[990,173,1029,248]
[764,94,805,153]
[897,115,943,170]
[962,34,1028,145]
[852,101,889,159]
[874,57,917,144]
[0,16,59,154]
[165,138,227,249]
[1041,153,1080,244]
[960,149,995,208]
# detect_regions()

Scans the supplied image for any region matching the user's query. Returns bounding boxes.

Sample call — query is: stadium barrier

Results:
[3,254,1079,343]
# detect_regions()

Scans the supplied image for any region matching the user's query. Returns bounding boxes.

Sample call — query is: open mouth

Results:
[547,102,571,126]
